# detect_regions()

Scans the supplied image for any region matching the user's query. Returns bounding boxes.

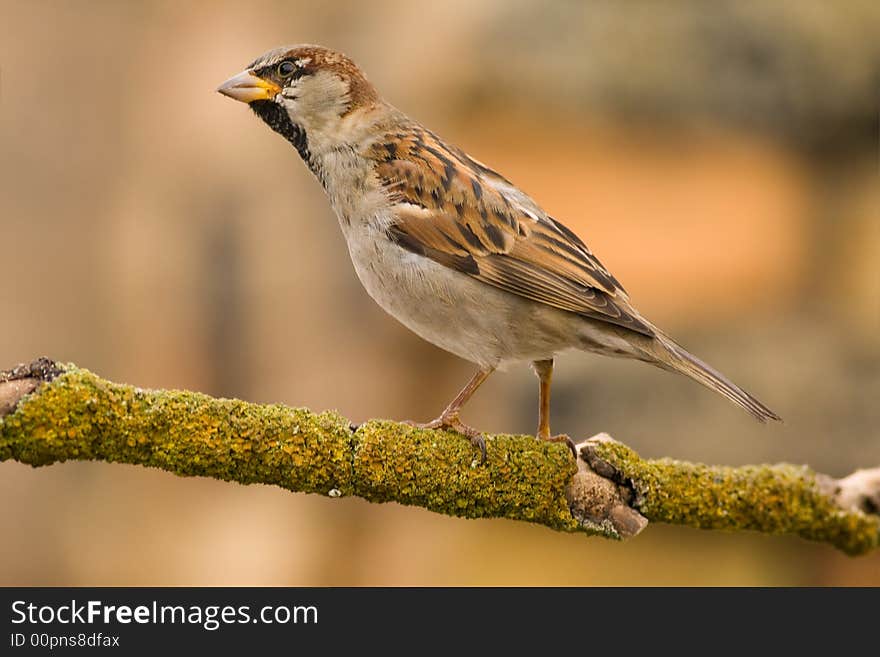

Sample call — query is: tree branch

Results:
[2,359,878,555]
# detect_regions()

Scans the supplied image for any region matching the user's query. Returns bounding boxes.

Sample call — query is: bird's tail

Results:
[643,332,782,423]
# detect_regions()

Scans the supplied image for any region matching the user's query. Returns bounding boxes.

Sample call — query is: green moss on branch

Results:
[0,365,353,494]
[353,420,579,530]
[0,365,581,534]
[2,363,877,554]
[588,439,880,556]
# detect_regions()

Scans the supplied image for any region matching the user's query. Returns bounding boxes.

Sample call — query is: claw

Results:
[469,434,487,464]
[406,415,488,464]
[539,433,578,460]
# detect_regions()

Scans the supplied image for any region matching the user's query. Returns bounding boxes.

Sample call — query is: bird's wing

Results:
[367,126,654,337]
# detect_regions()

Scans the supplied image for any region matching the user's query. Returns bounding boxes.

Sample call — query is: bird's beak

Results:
[216,70,281,103]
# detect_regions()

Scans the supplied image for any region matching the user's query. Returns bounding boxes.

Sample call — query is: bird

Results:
[217,44,781,462]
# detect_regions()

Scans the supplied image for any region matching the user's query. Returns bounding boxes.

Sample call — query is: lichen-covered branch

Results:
[579,437,880,555]
[0,360,581,535]
[1,359,878,555]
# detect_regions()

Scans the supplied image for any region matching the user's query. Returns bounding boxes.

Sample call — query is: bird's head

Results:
[217,45,379,152]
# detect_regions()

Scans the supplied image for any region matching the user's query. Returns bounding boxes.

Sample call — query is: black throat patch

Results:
[249,100,317,175]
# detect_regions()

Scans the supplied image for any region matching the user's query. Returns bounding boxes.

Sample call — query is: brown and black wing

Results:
[368,126,654,337]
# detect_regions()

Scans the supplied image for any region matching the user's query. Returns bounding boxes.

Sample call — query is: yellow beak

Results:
[216,70,281,103]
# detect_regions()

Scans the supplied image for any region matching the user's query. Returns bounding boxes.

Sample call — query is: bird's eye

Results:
[277,60,297,78]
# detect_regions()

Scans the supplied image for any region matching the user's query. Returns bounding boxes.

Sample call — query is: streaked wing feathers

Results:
[368,125,654,337]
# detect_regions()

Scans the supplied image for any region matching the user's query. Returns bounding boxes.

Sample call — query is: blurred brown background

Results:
[1,0,878,585]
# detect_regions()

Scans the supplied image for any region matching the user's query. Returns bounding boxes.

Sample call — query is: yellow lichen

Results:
[3,365,877,553]
[0,365,587,535]
[590,441,880,555]
[0,366,353,495]
[352,420,580,531]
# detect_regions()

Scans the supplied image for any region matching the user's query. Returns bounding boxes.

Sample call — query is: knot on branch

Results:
[0,357,64,384]
[0,357,65,418]
[566,434,647,538]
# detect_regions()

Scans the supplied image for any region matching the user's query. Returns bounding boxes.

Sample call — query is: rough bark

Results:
[2,359,878,555]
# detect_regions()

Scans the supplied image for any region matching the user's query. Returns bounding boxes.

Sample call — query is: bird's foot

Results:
[538,432,578,459]
[406,415,487,464]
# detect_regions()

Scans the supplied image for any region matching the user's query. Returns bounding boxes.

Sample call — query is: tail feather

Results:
[649,334,782,423]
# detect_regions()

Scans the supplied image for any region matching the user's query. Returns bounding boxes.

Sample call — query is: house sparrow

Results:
[217,45,781,461]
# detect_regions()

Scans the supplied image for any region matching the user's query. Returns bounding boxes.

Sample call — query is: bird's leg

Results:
[409,367,494,462]
[532,359,577,459]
